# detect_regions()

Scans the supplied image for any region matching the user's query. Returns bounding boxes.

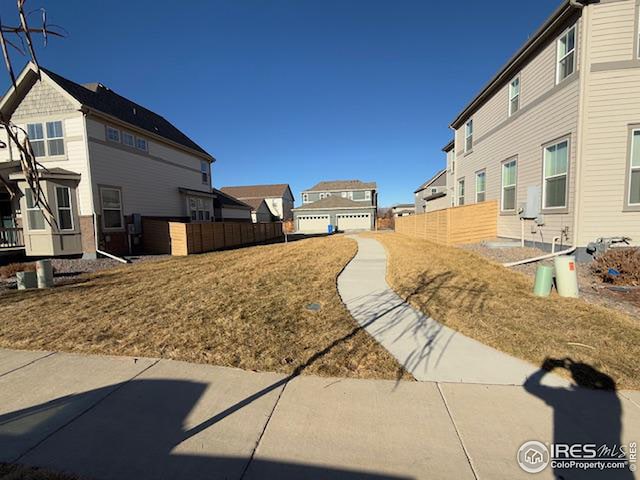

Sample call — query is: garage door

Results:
[297,215,330,233]
[336,213,371,231]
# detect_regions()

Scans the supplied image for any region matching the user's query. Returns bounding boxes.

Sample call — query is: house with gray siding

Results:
[414,168,448,213]
[220,184,294,221]
[0,62,244,258]
[293,180,377,232]
[442,0,640,251]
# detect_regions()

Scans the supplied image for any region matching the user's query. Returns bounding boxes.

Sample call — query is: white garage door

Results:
[297,215,330,233]
[337,213,371,231]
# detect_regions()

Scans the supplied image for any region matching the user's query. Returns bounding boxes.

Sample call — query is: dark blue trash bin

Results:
[328,224,334,234]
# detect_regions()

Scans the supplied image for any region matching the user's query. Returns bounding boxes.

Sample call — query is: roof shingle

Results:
[306,180,376,192]
[220,184,290,199]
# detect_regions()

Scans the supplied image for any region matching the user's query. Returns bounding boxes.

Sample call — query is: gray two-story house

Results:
[293,180,377,233]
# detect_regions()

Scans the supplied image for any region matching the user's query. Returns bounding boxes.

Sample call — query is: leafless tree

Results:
[0,1,65,225]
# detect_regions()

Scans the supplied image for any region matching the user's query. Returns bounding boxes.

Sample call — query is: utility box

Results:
[520,186,541,220]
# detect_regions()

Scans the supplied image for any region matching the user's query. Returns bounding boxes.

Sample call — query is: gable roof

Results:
[211,188,252,210]
[442,140,455,152]
[305,180,377,192]
[293,196,376,210]
[0,63,213,161]
[242,197,269,211]
[414,169,446,193]
[220,184,291,199]
[450,0,586,129]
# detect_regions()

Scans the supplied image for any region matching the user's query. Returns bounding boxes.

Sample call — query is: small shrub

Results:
[591,248,640,286]
[0,262,35,279]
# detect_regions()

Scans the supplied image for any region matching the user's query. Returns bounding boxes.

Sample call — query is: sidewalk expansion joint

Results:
[0,351,58,379]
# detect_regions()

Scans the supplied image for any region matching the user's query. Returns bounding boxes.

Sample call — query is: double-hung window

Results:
[465,120,473,152]
[476,171,486,203]
[543,140,569,209]
[25,188,45,230]
[457,178,465,206]
[55,186,74,231]
[27,121,64,157]
[46,121,64,155]
[502,159,517,212]
[27,123,45,157]
[100,187,123,229]
[136,137,148,151]
[556,25,576,83]
[628,129,640,206]
[200,160,210,185]
[122,131,135,147]
[509,77,520,116]
[106,126,121,143]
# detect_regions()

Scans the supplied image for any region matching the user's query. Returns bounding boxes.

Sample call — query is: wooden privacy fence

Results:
[142,219,284,256]
[395,201,498,245]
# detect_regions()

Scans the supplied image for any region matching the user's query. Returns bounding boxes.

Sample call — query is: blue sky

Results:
[0,0,560,206]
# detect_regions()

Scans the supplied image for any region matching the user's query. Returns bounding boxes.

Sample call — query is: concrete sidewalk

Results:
[337,236,568,386]
[0,349,639,479]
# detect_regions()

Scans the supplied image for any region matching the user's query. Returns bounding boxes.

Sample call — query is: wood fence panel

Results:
[169,222,189,256]
[142,219,171,254]
[213,223,225,249]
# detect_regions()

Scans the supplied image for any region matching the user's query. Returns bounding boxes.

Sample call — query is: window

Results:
[365,191,371,200]
[628,129,640,206]
[543,140,569,209]
[25,188,45,230]
[26,123,45,157]
[457,178,465,206]
[100,187,123,229]
[431,187,438,195]
[465,120,473,152]
[476,171,486,203]
[509,77,520,116]
[55,186,73,231]
[189,198,197,221]
[557,25,576,83]
[302,193,308,203]
[122,131,135,147]
[188,197,211,221]
[135,137,148,151]
[46,121,64,156]
[106,126,120,143]
[502,159,517,212]
[200,161,210,185]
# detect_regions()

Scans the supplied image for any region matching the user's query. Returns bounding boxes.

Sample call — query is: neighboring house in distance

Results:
[211,188,252,223]
[219,184,294,221]
[293,180,377,233]
[414,168,448,213]
[447,0,640,250]
[391,204,415,217]
[0,62,219,258]
[241,198,277,223]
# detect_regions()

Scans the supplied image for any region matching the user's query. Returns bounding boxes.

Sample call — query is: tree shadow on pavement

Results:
[524,357,634,480]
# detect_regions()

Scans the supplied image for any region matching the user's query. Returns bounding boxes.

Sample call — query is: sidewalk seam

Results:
[239,376,291,479]
[0,351,57,379]
[13,358,161,463]
[436,382,479,480]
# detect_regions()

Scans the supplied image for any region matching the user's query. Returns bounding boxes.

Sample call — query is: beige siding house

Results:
[445,0,640,251]
[220,184,294,221]
[0,63,227,258]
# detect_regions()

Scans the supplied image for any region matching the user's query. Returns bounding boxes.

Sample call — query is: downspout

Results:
[81,111,129,264]
[503,245,577,267]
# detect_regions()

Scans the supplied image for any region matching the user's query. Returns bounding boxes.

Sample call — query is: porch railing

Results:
[0,227,24,248]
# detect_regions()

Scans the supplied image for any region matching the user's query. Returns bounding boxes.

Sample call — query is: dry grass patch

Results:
[0,236,408,380]
[368,233,640,389]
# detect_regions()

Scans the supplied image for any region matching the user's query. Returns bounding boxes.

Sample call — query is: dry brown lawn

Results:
[0,236,408,380]
[368,232,640,389]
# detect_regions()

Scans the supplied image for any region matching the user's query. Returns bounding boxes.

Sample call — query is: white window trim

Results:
[457,178,465,206]
[629,128,640,206]
[106,126,121,143]
[135,136,149,152]
[55,186,74,231]
[200,161,210,185]
[556,25,576,84]
[100,187,124,231]
[542,140,570,210]
[27,121,65,157]
[501,159,517,212]
[122,131,135,147]
[464,120,473,153]
[25,188,46,231]
[508,76,520,116]
[475,171,486,203]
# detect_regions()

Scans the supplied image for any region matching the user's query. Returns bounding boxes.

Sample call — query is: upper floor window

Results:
[628,129,640,206]
[122,131,135,147]
[302,193,308,203]
[543,139,569,209]
[502,159,517,212]
[457,178,465,206]
[465,120,473,152]
[509,77,520,116]
[200,161,210,185]
[475,171,486,203]
[106,126,120,143]
[100,187,124,230]
[25,188,45,230]
[27,121,64,157]
[556,25,576,84]
[431,187,438,195]
[55,186,74,231]
[365,191,371,200]
[136,137,148,151]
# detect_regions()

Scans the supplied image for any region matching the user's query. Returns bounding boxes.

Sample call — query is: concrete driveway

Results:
[1,348,639,480]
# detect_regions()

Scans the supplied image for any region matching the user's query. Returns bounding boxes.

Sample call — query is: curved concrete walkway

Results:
[338,235,568,386]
